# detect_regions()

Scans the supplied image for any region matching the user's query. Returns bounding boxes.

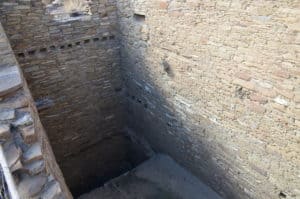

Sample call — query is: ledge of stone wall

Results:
[0,23,72,198]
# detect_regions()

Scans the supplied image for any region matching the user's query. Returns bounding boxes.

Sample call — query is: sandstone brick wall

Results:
[116,1,300,199]
[0,0,136,195]
[0,22,72,199]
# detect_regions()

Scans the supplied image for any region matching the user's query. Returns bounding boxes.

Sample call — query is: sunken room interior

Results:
[0,0,299,199]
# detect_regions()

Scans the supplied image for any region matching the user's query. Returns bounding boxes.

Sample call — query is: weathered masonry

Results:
[0,0,299,199]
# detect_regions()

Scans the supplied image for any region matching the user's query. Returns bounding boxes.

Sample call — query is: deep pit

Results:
[0,1,299,199]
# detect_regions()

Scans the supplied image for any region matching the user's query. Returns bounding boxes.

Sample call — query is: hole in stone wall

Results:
[133,13,146,22]
[17,53,25,58]
[40,48,47,53]
[50,45,56,50]
[28,50,36,56]
[101,12,108,17]
[279,192,287,198]
[114,87,122,92]
[235,86,249,99]
[14,35,116,58]
[162,60,174,77]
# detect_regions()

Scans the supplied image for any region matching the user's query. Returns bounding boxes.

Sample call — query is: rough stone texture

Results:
[0,65,22,97]
[0,1,299,199]
[23,143,43,164]
[18,174,48,198]
[0,109,15,121]
[0,124,10,140]
[4,142,22,171]
[23,160,45,176]
[0,22,71,198]
[116,1,300,199]
[20,125,37,144]
[40,180,63,199]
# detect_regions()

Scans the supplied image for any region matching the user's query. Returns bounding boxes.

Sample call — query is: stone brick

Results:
[235,71,251,81]
[271,103,286,112]
[256,87,277,98]
[18,175,47,198]
[249,93,268,104]
[0,109,15,121]
[23,160,45,175]
[273,96,289,106]
[0,66,22,97]
[0,124,10,140]
[12,113,33,127]
[232,79,255,91]
[23,143,43,164]
[4,142,22,172]
[273,70,290,79]
[276,89,294,100]
[20,125,36,144]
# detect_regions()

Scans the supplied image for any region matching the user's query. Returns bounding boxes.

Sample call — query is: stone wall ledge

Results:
[0,22,72,199]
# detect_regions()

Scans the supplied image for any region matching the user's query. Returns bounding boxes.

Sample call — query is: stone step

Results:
[18,174,47,198]
[23,142,43,164]
[0,109,15,121]
[0,65,22,97]
[23,160,45,176]
[12,112,33,127]
[20,125,36,144]
[4,142,23,172]
[0,124,11,140]
[39,180,63,199]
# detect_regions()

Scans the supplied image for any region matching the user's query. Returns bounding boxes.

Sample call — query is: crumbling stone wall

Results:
[0,22,72,199]
[0,0,136,195]
[116,1,300,199]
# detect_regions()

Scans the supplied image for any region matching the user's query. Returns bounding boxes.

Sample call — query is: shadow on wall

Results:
[122,58,242,199]
[118,12,284,199]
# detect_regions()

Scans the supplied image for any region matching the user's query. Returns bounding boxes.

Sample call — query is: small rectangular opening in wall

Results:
[40,48,47,53]
[28,50,36,56]
[17,53,25,58]
[50,45,56,50]
[133,13,146,22]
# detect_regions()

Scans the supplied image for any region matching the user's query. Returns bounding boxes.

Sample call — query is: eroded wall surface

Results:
[117,1,300,199]
[0,22,72,199]
[0,0,135,195]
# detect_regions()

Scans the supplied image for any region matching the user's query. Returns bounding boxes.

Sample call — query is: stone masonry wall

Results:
[0,22,72,199]
[0,0,135,196]
[116,1,300,199]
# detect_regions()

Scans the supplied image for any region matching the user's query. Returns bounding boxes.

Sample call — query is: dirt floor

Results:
[78,154,223,199]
